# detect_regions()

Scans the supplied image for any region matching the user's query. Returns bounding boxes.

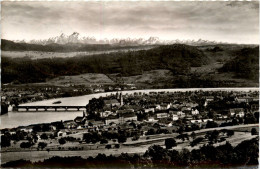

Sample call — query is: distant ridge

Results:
[11,32,231,46]
[1,39,156,52]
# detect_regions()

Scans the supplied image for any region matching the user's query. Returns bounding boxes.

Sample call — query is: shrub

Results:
[165,138,177,149]
[105,145,111,149]
[251,128,258,135]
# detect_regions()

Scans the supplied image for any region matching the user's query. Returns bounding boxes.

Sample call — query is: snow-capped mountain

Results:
[18,32,226,46]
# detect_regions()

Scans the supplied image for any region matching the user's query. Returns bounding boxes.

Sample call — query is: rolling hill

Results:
[2,44,208,84]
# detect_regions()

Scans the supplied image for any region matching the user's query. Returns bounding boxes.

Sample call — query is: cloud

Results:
[1,1,259,44]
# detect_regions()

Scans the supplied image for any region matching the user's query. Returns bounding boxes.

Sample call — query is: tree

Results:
[58,138,66,145]
[42,124,50,132]
[205,130,219,143]
[165,138,177,149]
[205,121,218,128]
[145,145,169,162]
[38,142,47,150]
[251,128,258,135]
[244,113,257,124]
[49,134,55,139]
[191,132,196,140]
[190,137,203,147]
[32,125,42,132]
[1,135,11,147]
[226,130,234,137]
[20,142,33,149]
[254,112,259,123]
[132,135,140,141]
[118,134,127,143]
[40,133,48,140]
[100,139,108,144]
[176,134,189,142]
[105,145,111,149]
[146,128,156,135]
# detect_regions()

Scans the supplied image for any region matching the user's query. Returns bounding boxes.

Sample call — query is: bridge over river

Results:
[13,106,86,112]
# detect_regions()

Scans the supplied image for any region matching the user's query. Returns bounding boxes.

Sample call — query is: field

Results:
[1,124,258,164]
[45,73,115,86]
[1,46,154,59]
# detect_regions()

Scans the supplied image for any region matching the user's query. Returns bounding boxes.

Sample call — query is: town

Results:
[1,90,259,166]
[1,83,137,114]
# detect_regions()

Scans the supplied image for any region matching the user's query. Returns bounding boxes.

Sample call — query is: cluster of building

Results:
[64,90,259,132]
[1,90,258,144]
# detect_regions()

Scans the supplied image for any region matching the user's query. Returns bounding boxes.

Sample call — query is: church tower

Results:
[120,93,123,106]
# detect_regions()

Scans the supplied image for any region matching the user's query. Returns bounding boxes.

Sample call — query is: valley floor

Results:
[1,124,258,164]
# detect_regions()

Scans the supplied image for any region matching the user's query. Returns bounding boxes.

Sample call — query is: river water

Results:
[1,88,258,129]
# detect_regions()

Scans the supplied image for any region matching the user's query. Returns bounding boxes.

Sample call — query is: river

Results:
[1,88,258,129]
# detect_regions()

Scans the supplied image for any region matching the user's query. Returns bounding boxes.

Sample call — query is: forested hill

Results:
[220,47,259,80]
[2,44,208,83]
[1,39,155,52]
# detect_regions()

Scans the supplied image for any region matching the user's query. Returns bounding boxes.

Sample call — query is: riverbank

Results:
[20,87,259,107]
[1,87,258,129]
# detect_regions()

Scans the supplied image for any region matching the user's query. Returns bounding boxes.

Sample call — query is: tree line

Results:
[2,137,258,168]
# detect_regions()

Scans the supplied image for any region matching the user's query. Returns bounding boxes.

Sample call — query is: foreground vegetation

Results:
[2,137,258,168]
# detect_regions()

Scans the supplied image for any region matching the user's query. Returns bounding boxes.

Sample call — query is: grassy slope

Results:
[2,43,259,88]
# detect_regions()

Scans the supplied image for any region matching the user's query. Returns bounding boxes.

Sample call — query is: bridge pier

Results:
[15,106,86,112]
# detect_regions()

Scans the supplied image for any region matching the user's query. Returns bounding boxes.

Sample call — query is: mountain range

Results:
[14,32,228,46]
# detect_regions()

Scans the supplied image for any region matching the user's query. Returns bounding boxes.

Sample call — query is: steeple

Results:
[120,93,123,106]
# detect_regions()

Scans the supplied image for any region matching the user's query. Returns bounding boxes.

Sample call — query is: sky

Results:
[1,1,259,44]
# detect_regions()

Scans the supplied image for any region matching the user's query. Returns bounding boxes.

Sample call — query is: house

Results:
[74,116,85,124]
[158,118,172,127]
[172,114,179,121]
[104,99,120,107]
[20,128,33,133]
[205,96,214,102]
[160,103,171,110]
[203,119,213,122]
[147,117,158,122]
[144,107,155,113]
[86,120,104,127]
[190,119,202,124]
[105,115,120,125]
[229,108,245,117]
[155,111,169,119]
[119,112,137,124]
[251,104,259,112]
[169,107,179,115]
[177,111,185,117]
[57,130,67,137]
[63,120,77,129]
[154,104,161,110]
[191,108,199,115]
[100,111,113,117]
[116,109,134,114]
[235,97,253,103]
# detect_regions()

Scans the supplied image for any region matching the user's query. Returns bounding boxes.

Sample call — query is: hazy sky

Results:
[1,1,259,44]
